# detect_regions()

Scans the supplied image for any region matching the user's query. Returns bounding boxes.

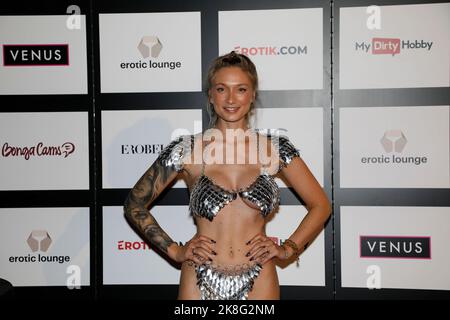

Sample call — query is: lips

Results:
[223,106,240,113]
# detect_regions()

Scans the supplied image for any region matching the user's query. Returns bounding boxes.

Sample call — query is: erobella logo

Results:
[119,35,181,70]
[355,38,433,56]
[234,44,308,56]
[120,143,164,155]
[360,129,428,166]
[360,236,431,259]
[1,142,76,160]
[3,44,69,66]
[8,230,71,264]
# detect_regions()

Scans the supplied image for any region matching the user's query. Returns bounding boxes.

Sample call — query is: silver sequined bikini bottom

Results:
[195,263,263,300]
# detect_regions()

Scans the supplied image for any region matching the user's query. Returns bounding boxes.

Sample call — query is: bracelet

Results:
[282,239,301,258]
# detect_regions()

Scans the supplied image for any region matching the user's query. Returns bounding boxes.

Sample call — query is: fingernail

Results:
[245,252,250,257]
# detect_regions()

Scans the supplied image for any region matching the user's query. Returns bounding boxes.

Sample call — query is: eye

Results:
[238,87,247,92]
[216,87,224,92]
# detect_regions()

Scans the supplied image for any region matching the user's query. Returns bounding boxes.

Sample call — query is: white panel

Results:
[341,206,450,290]
[340,3,450,89]
[267,205,326,286]
[99,12,202,93]
[0,15,87,94]
[253,107,324,187]
[102,206,196,285]
[0,207,90,287]
[340,106,450,188]
[101,109,202,189]
[0,112,90,190]
[219,8,323,90]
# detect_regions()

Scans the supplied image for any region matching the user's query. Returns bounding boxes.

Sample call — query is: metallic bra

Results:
[157,131,300,221]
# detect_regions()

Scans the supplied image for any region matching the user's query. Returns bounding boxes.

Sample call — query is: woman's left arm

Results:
[280,155,332,258]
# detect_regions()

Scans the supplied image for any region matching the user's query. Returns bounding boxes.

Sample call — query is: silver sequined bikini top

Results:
[157,131,300,221]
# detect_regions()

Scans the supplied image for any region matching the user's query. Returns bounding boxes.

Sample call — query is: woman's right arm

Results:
[123,153,181,261]
[124,135,216,265]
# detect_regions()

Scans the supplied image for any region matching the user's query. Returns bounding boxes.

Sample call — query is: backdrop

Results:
[0,0,449,300]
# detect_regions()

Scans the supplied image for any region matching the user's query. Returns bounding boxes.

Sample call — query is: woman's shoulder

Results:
[256,129,301,169]
[157,133,196,172]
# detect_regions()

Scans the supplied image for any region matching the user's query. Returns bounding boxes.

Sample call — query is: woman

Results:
[124,51,331,300]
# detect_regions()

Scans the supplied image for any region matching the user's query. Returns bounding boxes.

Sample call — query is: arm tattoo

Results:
[124,160,177,254]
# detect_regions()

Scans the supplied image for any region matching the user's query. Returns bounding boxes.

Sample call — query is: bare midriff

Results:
[178,195,280,299]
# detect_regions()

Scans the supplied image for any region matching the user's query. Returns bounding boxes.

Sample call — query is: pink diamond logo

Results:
[380,130,407,153]
[27,230,52,252]
[137,36,162,58]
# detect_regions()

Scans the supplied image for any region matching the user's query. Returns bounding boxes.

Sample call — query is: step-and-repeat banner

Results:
[0,0,448,299]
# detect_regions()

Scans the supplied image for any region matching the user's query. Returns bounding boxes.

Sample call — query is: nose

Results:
[226,90,235,104]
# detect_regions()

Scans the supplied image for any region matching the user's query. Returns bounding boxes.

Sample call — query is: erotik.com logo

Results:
[360,129,428,166]
[233,44,308,56]
[3,44,69,66]
[355,38,433,56]
[1,141,75,160]
[360,235,431,259]
[117,240,152,251]
[8,230,71,264]
[119,35,182,71]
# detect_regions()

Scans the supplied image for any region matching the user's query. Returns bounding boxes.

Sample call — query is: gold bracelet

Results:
[282,239,300,257]
[282,239,301,267]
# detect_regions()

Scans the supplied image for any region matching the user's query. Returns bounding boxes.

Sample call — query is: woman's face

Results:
[209,66,255,127]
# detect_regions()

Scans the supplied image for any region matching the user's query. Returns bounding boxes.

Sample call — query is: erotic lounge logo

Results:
[119,35,181,70]
[360,235,431,259]
[3,44,69,66]
[380,130,407,153]
[9,230,71,264]
[354,38,433,56]
[137,36,162,58]
[27,230,52,252]
[360,129,428,166]
[1,142,76,160]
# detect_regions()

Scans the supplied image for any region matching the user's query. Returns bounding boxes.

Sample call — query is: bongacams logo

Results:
[119,35,182,70]
[233,44,308,56]
[1,142,75,160]
[360,129,428,166]
[355,38,433,56]
[8,230,71,264]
